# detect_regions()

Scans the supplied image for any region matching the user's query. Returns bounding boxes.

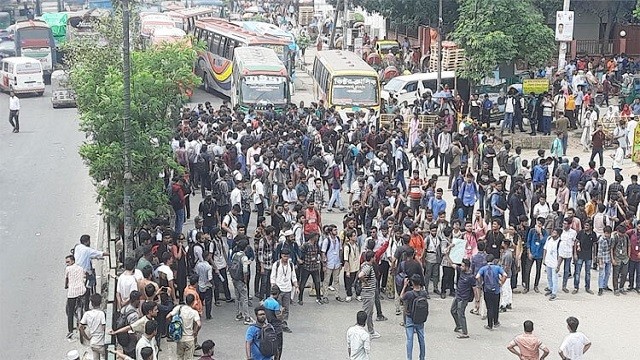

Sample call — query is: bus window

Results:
[210,33,221,54]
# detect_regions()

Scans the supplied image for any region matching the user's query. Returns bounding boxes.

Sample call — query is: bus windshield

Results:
[17,28,52,45]
[332,76,378,106]
[241,75,287,104]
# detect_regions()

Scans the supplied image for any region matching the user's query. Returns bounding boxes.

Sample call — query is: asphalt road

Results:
[0,88,100,359]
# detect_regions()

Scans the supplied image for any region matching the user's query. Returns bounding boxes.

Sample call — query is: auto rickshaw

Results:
[51,69,76,108]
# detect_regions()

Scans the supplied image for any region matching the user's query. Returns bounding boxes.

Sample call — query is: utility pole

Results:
[122,0,134,259]
[436,0,442,91]
[342,0,348,50]
[557,0,571,71]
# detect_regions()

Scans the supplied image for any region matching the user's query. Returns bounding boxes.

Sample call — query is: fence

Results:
[379,114,439,134]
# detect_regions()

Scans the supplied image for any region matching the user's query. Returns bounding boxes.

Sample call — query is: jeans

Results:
[448,166,460,190]
[590,148,604,167]
[574,259,592,290]
[298,268,322,301]
[484,291,500,327]
[502,112,513,132]
[256,268,271,300]
[327,188,344,210]
[599,262,612,289]
[524,258,543,289]
[613,262,629,290]
[614,168,622,179]
[405,315,426,360]
[561,134,568,155]
[395,170,407,192]
[362,289,375,333]
[9,109,19,131]
[439,154,448,175]
[542,116,552,135]
[441,266,455,295]
[346,165,356,192]
[213,267,232,302]
[546,266,558,295]
[233,279,249,318]
[198,287,213,319]
[450,298,469,335]
[628,260,640,289]
[561,257,572,289]
[175,208,185,235]
[344,272,361,297]
[569,191,578,209]
[241,211,251,228]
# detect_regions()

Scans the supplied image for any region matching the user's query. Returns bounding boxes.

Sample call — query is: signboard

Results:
[523,79,550,95]
[632,120,640,164]
[244,75,286,85]
[555,11,574,42]
[448,238,467,265]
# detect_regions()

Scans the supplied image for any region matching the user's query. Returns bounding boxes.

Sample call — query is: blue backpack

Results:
[482,265,500,293]
[167,305,184,342]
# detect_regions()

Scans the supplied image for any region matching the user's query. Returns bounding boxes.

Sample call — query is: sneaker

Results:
[376,315,388,321]
[395,309,402,316]
[522,288,529,294]
[484,325,493,330]
[322,297,330,304]
[571,289,578,295]
[316,299,323,305]
[562,288,569,293]
[457,334,470,339]
[505,304,512,310]
[235,313,243,321]
[440,292,447,299]
[298,300,304,305]
[66,332,74,340]
[225,298,235,303]
[636,289,640,294]
[328,286,336,292]
[533,287,540,293]
[282,327,292,333]
[598,289,603,296]
[494,322,501,328]
[544,290,551,296]
[243,317,255,325]
[370,331,381,339]
[336,296,345,302]
[549,295,557,301]
[614,290,620,296]
[345,296,352,302]
[499,307,506,313]
[586,289,594,295]
[356,296,362,302]
[621,289,628,295]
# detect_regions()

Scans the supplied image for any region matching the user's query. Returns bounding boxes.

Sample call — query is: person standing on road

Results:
[573,221,597,294]
[166,294,201,360]
[559,317,591,360]
[507,320,550,360]
[543,229,561,301]
[263,285,285,360]
[359,250,380,339]
[73,234,108,311]
[298,232,323,305]
[346,310,371,360]
[558,219,577,293]
[476,254,507,330]
[400,274,428,359]
[230,238,253,325]
[611,225,630,295]
[79,293,106,360]
[597,226,613,295]
[64,254,86,339]
[194,251,213,320]
[8,91,19,133]
[245,306,274,360]
[450,258,474,339]
[270,248,298,333]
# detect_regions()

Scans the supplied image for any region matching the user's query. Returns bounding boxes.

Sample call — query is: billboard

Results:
[555,11,574,42]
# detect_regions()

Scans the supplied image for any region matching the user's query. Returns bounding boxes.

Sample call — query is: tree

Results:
[64,9,199,231]
[359,0,459,32]
[636,0,640,19]
[452,0,555,84]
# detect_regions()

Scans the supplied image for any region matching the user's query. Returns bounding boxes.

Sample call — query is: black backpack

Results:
[114,308,137,348]
[410,290,429,324]
[187,242,204,270]
[505,155,517,176]
[257,323,278,357]
[401,150,410,170]
[229,252,245,281]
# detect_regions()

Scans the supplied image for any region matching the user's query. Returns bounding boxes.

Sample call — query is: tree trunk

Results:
[329,0,340,50]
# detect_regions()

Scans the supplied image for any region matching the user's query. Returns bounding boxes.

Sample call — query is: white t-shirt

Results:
[9,95,19,111]
[251,179,265,204]
[560,332,590,360]
[156,264,174,282]
[230,187,242,207]
[168,305,201,342]
[532,203,551,220]
[544,238,559,268]
[558,228,577,258]
[80,308,106,346]
[117,272,139,303]
[136,335,158,360]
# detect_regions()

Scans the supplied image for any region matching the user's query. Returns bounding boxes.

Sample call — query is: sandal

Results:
[469,309,478,315]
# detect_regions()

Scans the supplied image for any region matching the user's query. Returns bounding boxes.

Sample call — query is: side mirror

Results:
[399,89,407,94]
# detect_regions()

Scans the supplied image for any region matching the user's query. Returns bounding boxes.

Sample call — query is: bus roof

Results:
[232,21,295,44]
[2,56,42,65]
[316,50,378,76]
[234,47,286,74]
[195,17,289,46]
[14,19,50,30]
[165,7,219,19]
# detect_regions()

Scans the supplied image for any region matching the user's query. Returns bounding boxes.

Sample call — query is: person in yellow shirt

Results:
[565,92,577,129]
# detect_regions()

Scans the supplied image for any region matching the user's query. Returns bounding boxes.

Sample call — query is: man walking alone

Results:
[9,91,19,133]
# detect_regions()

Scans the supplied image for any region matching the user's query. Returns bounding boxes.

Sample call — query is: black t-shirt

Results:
[576,230,598,260]
[393,244,412,265]
[199,199,217,227]
[485,231,504,259]
[403,259,424,283]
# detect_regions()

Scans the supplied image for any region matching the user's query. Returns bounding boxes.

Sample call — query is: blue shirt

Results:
[477,264,506,294]
[526,228,548,259]
[459,181,478,206]
[429,197,447,216]
[245,324,274,360]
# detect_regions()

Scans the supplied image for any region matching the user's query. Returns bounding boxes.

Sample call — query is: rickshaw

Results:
[51,69,76,108]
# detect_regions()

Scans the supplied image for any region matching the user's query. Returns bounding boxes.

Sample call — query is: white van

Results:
[381,71,457,107]
[0,57,45,96]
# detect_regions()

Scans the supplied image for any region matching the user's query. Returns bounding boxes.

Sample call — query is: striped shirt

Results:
[359,263,376,291]
[65,264,86,298]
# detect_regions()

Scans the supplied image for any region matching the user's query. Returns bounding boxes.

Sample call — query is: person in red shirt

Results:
[408,224,425,260]
[304,200,322,236]
[626,223,640,293]
[408,170,424,213]
[590,124,606,167]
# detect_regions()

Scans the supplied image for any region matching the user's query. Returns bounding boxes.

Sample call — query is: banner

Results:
[555,11,574,42]
[523,79,550,95]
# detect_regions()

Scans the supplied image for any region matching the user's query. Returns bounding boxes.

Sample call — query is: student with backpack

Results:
[165,294,202,360]
[475,254,507,330]
[400,274,428,360]
[229,238,253,325]
[245,306,277,360]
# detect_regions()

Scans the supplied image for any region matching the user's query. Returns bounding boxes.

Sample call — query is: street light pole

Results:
[122,0,134,258]
[436,0,443,91]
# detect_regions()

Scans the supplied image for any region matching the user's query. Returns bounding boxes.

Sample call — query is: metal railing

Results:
[574,40,614,55]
